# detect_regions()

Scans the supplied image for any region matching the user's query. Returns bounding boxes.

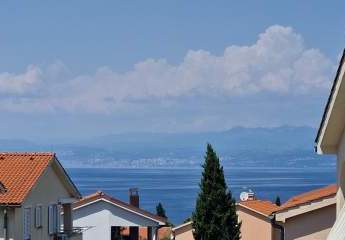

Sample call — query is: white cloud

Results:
[0,65,42,95]
[0,25,334,113]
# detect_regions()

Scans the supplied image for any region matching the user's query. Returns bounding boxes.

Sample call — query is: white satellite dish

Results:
[240,192,249,201]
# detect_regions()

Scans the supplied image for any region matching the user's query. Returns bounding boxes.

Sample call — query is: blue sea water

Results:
[67,167,335,225]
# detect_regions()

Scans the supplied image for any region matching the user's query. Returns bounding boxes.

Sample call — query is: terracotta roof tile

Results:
[278,184,336,211]
[0,152,54,205]
[239,200,278,216]
[73,191,167,224]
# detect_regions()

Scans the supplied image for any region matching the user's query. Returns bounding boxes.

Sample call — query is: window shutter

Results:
[56,205,61,233]
[35,206,42,228]
[48,205,54,235]
[23,207,31,240]
[48,204,60,234]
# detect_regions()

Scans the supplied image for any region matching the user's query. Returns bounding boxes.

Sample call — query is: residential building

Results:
[171,221,194,240]
[237,184,336,240]
[315,48,345,239]
[0,152,82,240]
[72,190,166,240]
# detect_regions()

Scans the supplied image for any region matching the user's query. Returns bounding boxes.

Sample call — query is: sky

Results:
[0,0,344,141]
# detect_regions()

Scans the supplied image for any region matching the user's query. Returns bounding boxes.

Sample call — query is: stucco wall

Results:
[283,204,336,240]
[174,223,194,240]
[237,206,273,240]
[73,200,159,240]
[10,163,73,240]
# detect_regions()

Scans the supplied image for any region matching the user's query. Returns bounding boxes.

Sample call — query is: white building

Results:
[316,48,345,239]
[72,190,166,240]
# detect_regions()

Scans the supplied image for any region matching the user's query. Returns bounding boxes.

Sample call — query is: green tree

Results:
[192,144,241,240]
[156,202,167,218]
[275,196,281,206]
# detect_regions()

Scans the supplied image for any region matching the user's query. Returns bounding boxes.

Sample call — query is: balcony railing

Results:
[57,227,90,240]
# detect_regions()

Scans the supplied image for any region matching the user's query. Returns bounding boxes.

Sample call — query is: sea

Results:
[67,167,335,225]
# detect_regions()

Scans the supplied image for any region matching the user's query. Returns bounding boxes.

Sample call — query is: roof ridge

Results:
[285,184,336,202]
[0,152,55,155]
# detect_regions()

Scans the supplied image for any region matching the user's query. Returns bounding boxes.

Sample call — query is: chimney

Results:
[247,190,255,200]
[129,188,139,240]
[129,188,139,207]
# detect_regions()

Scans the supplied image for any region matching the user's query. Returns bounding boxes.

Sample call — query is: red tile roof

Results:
[238,185,337,216]
[278,184,336,211]
[0,152,55,205]
[73,191,167,224]
[239,200,279,216]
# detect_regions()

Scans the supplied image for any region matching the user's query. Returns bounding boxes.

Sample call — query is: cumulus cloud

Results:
[0,25,334,113]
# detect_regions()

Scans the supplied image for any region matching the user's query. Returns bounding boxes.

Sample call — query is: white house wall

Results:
[73,200,160,240]
[337,130,345,215]
[18,164,73,240]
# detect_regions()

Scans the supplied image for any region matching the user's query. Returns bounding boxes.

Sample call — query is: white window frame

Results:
[23,207,31,240]
[35,205,42,228]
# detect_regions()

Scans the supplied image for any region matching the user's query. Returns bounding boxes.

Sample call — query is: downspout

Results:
[271,215,284,240]
[3,208,8,240]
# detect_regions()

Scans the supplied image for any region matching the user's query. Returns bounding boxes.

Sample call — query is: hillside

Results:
[0,126,334,168]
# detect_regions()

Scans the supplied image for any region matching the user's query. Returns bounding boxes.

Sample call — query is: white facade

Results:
[316,49,345,239]
[73,197,165,240]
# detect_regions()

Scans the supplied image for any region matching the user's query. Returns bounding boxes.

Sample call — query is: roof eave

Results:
[237,203,273,218]
[74,196,166,225]
[52,156,81,199]
[315,48,345,154]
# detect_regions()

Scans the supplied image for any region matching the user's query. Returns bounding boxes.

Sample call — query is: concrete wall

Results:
[73,200,159,240]
[283,204,336,240]
[1,163,73,240]
[174,223,194,240]
[237,206,273,240]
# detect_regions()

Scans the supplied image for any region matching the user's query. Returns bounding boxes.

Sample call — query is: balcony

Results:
[57,227,86,240]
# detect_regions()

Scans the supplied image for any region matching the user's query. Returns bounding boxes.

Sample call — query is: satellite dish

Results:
[240,192,249,201]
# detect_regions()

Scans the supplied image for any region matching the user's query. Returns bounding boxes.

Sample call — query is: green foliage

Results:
[156,202,167,218]
[192,144,241,240]
[275,196,281,206]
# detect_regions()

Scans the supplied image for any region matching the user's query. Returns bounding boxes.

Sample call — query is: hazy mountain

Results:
[0,126,334,168]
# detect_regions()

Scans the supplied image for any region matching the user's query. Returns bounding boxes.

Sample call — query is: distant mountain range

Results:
[0,126,335,168]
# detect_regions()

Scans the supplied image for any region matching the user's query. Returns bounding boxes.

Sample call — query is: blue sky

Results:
[0,1,344,140]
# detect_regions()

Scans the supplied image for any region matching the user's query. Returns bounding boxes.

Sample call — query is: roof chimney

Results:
[129,188,139,207]
[247,190,255,200]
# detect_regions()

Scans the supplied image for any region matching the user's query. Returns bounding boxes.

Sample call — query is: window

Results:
[35,205,42,228]
[48,204,60,235]
[23,207,31,240]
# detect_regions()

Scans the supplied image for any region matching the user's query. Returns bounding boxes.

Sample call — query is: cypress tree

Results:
[275,196,281,206]
[192,144,241,240]
[156,202,167,218]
